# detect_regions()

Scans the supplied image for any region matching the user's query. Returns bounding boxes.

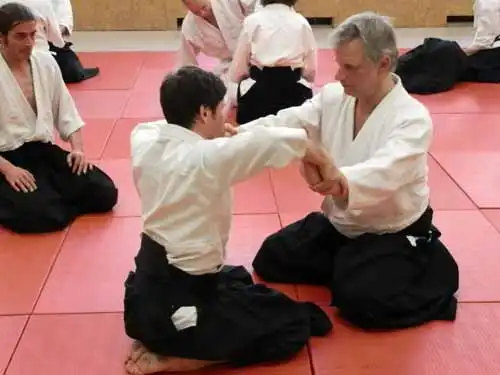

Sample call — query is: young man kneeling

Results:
[123,66,333,375]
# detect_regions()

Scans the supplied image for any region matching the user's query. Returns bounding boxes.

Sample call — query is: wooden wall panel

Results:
[72,0,473,31]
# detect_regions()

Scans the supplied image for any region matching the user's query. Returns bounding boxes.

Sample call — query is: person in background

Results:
[0,2,118,233]
[178,0,260,79]
[0,0,65,51]
[461,0,500,82]
[228,0,317,124]
[50,0,72,37]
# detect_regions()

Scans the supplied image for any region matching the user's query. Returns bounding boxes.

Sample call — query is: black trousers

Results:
[252,208,459,330]
[124,234,332,366]
[462,45,500,83]
[0,141,118,233]
[48,42,100,84]
[236,66,313,124]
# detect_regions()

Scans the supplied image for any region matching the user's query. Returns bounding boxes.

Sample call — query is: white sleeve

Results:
[238,89,323,134]
[50,60,85,140]
[40,0,66,47]
[470,1,500,50]
[302,22,317,83]
[202,126,308,185]
[338,115,432,211]
[178,32,201,67]
[227,28,251,83]
[56,0,74,34]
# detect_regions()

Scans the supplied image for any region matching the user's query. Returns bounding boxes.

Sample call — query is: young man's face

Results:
[0,20,37,62]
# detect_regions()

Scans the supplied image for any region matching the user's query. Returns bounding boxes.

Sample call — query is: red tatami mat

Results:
[482,209,500,232]
[0,230,67,315]
[413,83,500,114]
[431,151,500,208]
[0,316,27,374]
[431,113,500,152]
[33,216,140,314]
[2,50,500,375]
[6,313,310,375]
[311,305,500,375]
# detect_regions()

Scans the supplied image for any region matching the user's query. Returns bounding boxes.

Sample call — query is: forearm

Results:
[68,130,84,152]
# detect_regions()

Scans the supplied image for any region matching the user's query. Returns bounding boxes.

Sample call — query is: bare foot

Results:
[125,341,146,362]
[125,351,221,374]
[124,341,147,370]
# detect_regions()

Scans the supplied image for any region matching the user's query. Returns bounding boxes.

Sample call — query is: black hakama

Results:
[0,141,118,234]
[462,44,500,83]
[395,37,468,94]
[252,207,459,330]
[124,234,332,366]
[396,36,500,94]
[236,66,313,124]
[48,42,100,84]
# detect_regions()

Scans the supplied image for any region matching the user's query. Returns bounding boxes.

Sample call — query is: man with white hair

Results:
[237,12,460,330]
[178,0,261,78]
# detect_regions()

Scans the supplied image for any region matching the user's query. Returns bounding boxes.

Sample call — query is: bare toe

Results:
[131,344,147,362]
[125,360,143,375]
[134,352,168,374]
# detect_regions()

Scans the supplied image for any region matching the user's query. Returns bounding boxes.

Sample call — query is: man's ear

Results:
[198,105,209,123]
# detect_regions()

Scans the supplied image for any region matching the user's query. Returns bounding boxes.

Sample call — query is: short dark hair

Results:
[159,66,227,129]
[261,0,297,6]
[0,2,36,36]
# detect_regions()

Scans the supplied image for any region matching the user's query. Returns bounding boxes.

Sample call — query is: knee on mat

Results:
[3,204,73,234]
[90,179,119,212]
[251,244,279,280]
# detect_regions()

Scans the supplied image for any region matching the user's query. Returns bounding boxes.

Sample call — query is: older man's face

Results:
[334,38,390,98]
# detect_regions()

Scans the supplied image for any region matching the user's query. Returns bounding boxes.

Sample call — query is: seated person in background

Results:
[0,3,118,234]
[123,65,332,375]
[238,12,459,331]
[228,0,316,124]
[178,0,260,80]
[0,0,65,50]
[50,0,72,37]
[0,1,99,83]
[461,0,500,82]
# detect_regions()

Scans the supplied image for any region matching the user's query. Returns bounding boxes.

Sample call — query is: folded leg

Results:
[252,212,347,285]
[331,229,459,330]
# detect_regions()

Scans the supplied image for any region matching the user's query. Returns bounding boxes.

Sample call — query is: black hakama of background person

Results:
[236,66,313,124]
[395,38,469,94]
[461,36,500,83]
[48,42,100,84]
[0,141,118,234]
[396,36,500,94]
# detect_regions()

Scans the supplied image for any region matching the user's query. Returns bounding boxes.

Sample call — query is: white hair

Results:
[330,12,399,71]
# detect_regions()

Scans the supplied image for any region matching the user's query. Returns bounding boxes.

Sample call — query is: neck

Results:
[191,123,208,139]
[357,74,395,112]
